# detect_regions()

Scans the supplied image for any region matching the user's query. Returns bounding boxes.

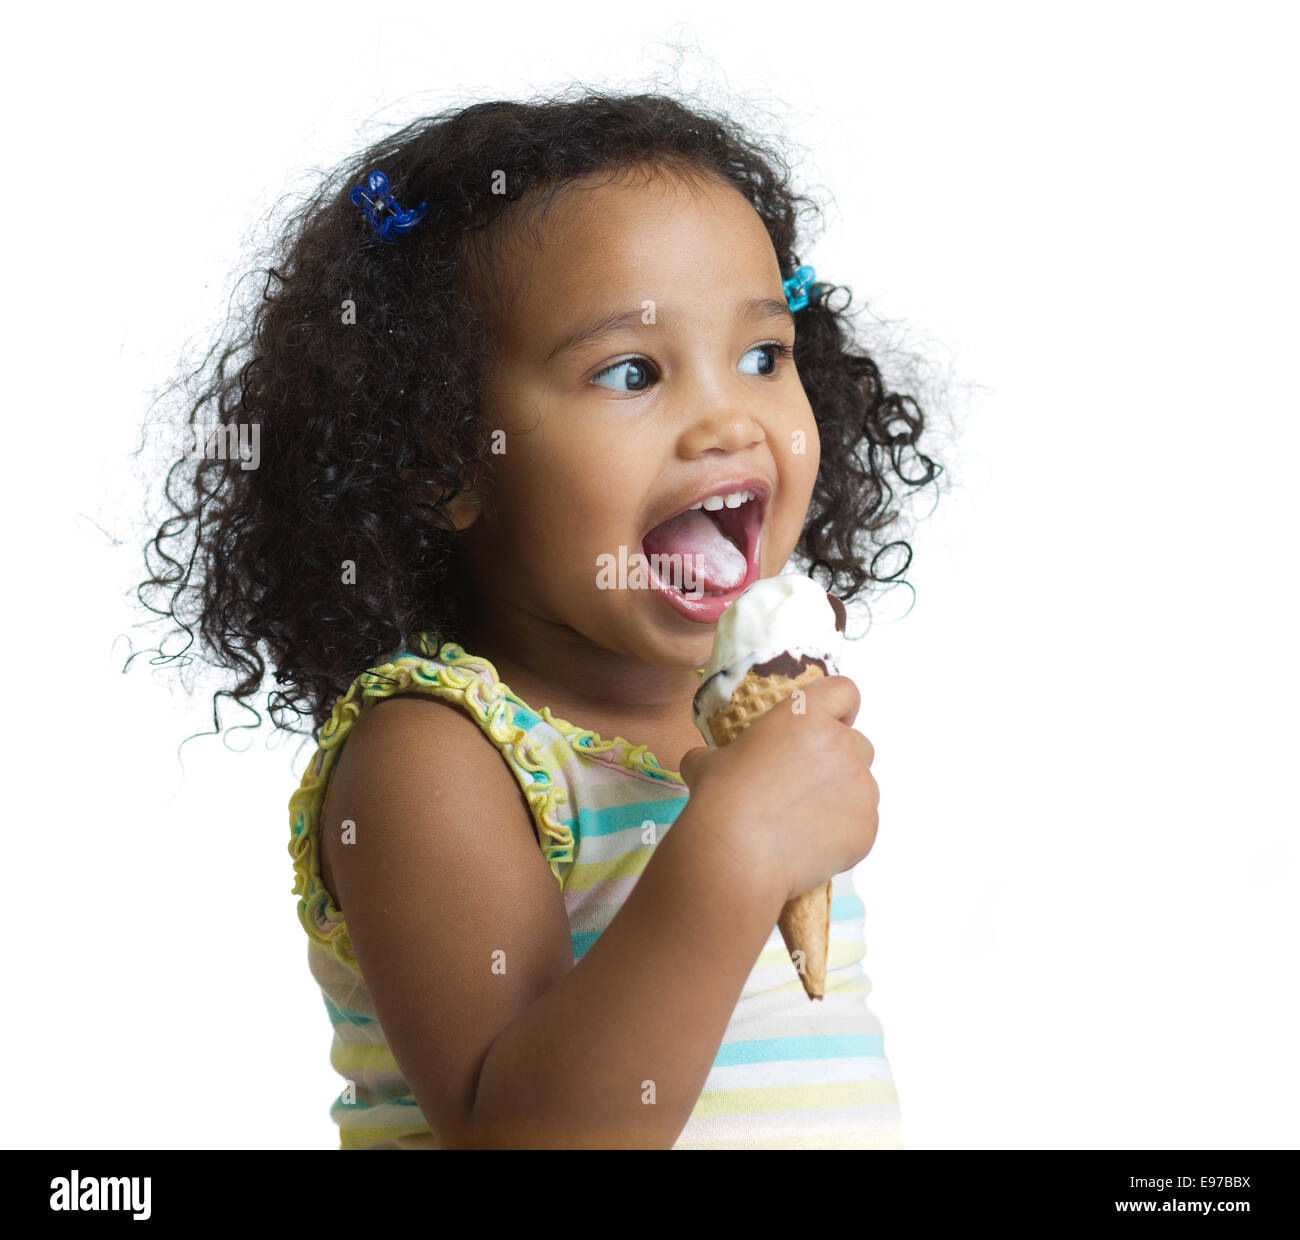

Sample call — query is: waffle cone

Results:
[705,662,829,747]
[780,879,831,1000]
[706,662,832,1000]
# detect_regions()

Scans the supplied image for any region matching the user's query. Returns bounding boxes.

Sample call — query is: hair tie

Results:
[783,265,816,312]
[349,170,429,243]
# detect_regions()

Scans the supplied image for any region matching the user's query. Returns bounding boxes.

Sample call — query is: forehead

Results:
[469,166,782,344]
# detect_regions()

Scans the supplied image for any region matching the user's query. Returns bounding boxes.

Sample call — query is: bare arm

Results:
[319,694,784,1150]
[465,777,783,1149]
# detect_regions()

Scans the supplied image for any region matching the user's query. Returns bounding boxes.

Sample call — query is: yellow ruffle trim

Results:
[287,634,684,973]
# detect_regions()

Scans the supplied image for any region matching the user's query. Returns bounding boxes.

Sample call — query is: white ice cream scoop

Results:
[691,574,846,745]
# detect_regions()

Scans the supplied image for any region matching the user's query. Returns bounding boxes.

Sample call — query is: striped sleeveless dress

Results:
[288,635,905,1149]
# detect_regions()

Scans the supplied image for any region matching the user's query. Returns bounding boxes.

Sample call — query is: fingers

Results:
[801,672,861,728]
[808,676,875,765]
[852,728,875,768]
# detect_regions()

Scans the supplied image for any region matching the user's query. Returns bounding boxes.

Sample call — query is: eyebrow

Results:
[544,295,796,365]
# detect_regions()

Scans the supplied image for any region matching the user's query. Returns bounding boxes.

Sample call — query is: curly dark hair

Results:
[134,88,943,742]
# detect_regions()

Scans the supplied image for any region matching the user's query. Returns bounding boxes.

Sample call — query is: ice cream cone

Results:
[779,879,831,1000]
[706,661,833,1000]
[703,661,829,747]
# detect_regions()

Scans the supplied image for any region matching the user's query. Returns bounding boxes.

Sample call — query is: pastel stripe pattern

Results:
[288,635,904,1149]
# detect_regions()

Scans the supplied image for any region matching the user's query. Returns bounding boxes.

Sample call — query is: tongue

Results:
[643,509,747,592]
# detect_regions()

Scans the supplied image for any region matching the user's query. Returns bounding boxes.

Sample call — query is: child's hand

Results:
[677,675,879,907]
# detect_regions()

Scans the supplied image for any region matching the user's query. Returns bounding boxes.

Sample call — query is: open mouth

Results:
[640,483,767,619]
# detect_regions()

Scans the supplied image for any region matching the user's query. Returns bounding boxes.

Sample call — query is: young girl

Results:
[140,90,942,1150]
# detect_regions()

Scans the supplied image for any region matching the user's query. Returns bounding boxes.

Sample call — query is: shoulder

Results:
[319,693,540,899]
[336,692,514,779]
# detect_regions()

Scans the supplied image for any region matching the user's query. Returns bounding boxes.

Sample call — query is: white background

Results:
[2,1,1295,1150]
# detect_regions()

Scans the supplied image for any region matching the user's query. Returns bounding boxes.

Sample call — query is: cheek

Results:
[805,436,822,497]
[777,401,819,473]
[522,445,639,570]
[799,404,822,473]
[774,408,821,546]
[544,430,640,521]
[553,465,628,531]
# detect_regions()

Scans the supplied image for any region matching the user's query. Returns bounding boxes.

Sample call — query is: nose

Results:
[677,404,766,458]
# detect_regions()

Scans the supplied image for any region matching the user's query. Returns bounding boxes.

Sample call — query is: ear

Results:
[441,483,487,532]
[404,464,489,532]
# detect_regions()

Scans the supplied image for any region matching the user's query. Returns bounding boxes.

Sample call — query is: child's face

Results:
[458,165,820,672]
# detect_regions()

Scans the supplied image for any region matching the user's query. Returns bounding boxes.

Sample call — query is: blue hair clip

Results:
[783,265,816,313]
[349,170,429,243]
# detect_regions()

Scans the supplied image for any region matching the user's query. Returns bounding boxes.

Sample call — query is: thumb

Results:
[677,745,711,785]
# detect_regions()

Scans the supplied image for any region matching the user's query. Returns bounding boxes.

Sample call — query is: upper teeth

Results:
[689,488,756,512]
